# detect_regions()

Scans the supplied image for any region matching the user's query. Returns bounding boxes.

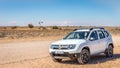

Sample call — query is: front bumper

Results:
[50,52,79,59]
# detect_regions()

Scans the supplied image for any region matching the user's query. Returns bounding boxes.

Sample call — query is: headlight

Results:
[68,44,76,49]
[50,45,59,49]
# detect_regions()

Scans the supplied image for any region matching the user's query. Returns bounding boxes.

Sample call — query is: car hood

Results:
[52,39,86,45]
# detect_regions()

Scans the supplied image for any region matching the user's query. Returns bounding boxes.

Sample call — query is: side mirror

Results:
[89,37,95,41]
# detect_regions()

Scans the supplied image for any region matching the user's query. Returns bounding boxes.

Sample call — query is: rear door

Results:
[97,30,106,52]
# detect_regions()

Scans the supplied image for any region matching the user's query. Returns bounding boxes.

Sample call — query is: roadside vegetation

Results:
[0,26,120,39]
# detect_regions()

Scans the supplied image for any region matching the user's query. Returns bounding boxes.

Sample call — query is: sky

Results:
[0,0,120,26]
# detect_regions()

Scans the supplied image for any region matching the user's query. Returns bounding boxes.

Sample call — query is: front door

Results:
[88,31,100,55]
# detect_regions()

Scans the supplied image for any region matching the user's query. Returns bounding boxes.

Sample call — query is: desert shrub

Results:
[3,27,7,29]
[38,26,46,30]
[11,26,17,29]
[52,26,59,29]
[28,24,34,28]
[59,28,62,30]
[0,32,5,38]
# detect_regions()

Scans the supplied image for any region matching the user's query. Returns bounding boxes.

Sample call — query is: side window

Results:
[89,31,98,41]
[98,30,105,39]
[104,31,109,37]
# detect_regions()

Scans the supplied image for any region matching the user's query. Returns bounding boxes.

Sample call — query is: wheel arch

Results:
[109,43,114,48]
[82,47,90,54]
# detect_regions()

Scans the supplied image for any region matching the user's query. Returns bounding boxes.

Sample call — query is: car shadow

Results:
[60,54,120,65]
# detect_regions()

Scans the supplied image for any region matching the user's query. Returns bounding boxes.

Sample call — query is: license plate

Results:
[54,51,64,54]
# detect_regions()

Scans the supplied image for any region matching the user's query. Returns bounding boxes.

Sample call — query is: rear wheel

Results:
[77,49,90,64]
[105,45,113,57]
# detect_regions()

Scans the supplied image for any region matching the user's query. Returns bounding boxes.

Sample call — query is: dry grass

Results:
[0,26,120,40]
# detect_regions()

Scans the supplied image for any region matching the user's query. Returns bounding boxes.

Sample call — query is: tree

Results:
[39,21,43,27]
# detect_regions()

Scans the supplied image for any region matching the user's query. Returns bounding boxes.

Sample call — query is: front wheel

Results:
[105,45,114,57]
[77,49,90,64]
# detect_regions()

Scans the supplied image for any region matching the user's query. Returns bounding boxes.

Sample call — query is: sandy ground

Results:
[0,36,120,68]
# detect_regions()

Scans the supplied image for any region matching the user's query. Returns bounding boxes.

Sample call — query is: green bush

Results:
[28,24,34,28]
[52,26,59,29]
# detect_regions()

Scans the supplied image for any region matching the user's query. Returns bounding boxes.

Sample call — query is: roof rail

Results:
[73,28,89,31]
[73,27,105,31]
[90,27,104,30]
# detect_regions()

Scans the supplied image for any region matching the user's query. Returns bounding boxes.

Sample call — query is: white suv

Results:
[49,27,114,64]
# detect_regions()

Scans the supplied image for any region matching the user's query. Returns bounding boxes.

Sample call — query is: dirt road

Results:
[0,41,53,64]
[0,36,120,68]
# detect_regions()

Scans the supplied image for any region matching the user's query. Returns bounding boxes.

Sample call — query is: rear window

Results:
[98,30,105,39]
[104,31,109,37]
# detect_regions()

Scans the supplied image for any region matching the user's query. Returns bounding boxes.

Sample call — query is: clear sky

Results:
[0,0,120,26]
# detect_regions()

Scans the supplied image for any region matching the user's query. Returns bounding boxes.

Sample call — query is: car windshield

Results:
[64,31,90,39]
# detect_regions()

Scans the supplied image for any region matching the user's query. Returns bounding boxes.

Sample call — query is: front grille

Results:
[53,53,68,57]
[52,45,68,50]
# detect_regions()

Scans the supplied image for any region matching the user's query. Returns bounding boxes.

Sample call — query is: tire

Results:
[105,45,113,57]
[77,49,90,64]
